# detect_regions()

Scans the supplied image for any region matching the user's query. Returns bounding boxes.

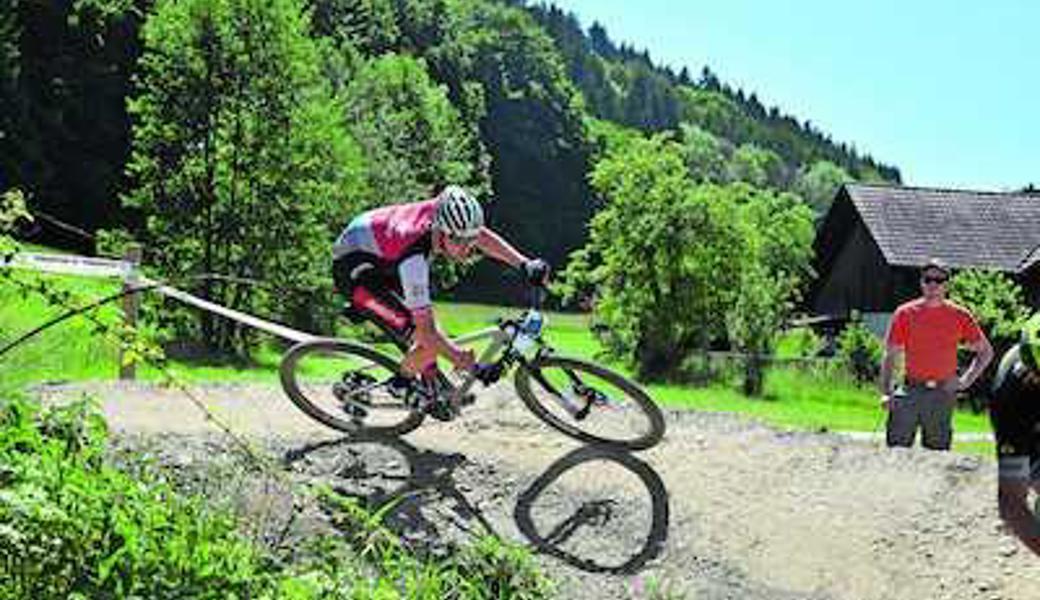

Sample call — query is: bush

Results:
[0,392,557,600]
[837,321,882,385]
[949,269,1031,401]
[775,327,823,359]
[0,394,281,599]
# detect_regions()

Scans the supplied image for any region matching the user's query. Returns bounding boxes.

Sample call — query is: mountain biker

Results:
[989,312,1040,557]
[332,185,550,421]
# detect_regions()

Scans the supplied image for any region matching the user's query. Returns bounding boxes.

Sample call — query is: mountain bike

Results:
[278,288,665,451]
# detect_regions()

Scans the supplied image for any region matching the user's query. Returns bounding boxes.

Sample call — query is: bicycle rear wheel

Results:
[279,339,424,437]
[514,356,665,450]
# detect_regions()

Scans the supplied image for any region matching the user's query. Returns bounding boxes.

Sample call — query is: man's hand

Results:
[879,393,895,411]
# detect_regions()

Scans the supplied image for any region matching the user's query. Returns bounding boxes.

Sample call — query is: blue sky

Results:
[547,0,1038,191]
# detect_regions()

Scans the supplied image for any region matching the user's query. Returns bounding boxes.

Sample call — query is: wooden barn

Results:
[809,183,1040,333]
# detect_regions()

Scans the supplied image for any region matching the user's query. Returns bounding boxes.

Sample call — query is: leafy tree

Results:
[1,0,145,246]
[678,122,729,184]
[564,129,814,385]
[125,0,364,354]
[585,117,641,161]
[0,0,19,186]
[728,143,788,190]
[725,185,814,394]
[949,269,1032,397]
[341,53,479,208]
[794,160,853,217]
[310,0,398,54]
[444,0,593,297]
[726,262,785,395]
[561,135,747,379]
[1,188,30,242]
[677,88,752,145]
[949,269,1031,346]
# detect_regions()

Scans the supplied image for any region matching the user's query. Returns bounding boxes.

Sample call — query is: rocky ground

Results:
[37,381,1040,600]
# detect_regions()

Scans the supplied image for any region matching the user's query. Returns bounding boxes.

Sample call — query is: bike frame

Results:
[447,323,527,403]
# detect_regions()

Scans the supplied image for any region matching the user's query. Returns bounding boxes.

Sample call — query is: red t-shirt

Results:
[885,299,985,381]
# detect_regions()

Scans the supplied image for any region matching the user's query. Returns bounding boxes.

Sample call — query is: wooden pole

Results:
[119,244,143,380]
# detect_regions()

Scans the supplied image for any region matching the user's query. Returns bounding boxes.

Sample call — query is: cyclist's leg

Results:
[334,252,415,340]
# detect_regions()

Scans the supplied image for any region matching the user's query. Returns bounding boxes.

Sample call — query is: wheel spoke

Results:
[517,357,664,450]
[280,340,423,436]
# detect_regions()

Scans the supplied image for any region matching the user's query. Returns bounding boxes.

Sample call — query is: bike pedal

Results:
[424,399,458,422]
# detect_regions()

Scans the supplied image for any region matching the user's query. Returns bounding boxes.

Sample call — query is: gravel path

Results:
[36,381,1040,600]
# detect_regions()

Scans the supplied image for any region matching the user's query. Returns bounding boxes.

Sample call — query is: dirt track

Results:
[37,381,1040,600]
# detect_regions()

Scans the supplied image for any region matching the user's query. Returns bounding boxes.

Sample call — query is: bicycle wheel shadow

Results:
[513,445,669,574]
[281,438,669,574]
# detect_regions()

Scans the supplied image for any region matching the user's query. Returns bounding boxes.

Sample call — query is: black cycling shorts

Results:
[332,252,414,338]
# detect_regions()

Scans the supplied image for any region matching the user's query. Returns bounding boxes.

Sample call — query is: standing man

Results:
[879,258,994,450]
[989,313,1040,556]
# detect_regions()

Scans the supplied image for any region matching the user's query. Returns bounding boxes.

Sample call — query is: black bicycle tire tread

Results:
[279,339,424,437]
[514,355,665,450]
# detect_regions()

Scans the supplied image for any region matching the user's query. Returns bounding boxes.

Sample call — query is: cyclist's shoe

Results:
[332,380,368,419]
[423,397,459,422]
[386,374,415,401]
[423,367,477,408]
[416,378,459,422]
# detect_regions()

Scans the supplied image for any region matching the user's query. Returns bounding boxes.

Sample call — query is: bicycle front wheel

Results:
[279,339,424,437]
[514,356,665,450]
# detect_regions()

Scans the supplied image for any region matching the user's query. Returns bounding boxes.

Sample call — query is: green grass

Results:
[648,368,992,434]
[0,272,124,386]
[436,302,993,436]
[0,270,995,442]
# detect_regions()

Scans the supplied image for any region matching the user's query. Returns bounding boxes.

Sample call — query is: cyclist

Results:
[989,312,1040,556]
[332,185,550,421]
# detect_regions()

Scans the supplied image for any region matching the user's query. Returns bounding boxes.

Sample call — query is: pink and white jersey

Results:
[333,200,437,310]
[334,200,436,262]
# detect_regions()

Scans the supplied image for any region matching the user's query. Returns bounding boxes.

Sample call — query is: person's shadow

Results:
[281,438,669,573]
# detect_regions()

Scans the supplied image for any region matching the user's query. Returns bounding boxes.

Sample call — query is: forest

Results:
[1,0,901,378]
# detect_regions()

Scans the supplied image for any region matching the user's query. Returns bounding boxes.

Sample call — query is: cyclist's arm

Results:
[475,227,528,268]
[401,308,472,376]
[396,255,472,375]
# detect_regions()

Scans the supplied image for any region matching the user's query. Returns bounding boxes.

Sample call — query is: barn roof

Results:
[843,183,1040,272]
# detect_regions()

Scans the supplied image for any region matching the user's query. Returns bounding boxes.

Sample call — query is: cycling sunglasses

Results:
[446,232,479,245]
[921,275,948,285]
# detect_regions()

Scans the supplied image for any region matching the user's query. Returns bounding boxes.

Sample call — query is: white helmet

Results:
[433,185,484,239]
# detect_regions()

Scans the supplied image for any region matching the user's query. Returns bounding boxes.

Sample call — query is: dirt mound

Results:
[39,382,1040,599]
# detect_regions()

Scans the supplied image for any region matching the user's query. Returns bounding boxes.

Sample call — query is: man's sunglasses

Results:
[921,275,948,285]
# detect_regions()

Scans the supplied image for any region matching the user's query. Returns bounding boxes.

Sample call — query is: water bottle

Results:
[522,310,544,337]
[513,311,543,356]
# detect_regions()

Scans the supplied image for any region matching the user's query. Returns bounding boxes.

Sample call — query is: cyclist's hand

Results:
[522,258,551,287]
[450,347,476,373]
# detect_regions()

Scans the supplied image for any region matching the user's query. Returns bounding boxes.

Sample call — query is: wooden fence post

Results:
[119,244,143,380]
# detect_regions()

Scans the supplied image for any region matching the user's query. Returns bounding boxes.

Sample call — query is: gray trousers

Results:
[886,384,957,450]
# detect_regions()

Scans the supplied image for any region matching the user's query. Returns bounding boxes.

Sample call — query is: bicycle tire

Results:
[279,338,424,437]
[514,355,665,450]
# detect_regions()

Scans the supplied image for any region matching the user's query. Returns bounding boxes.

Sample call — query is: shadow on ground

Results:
[282,438,670,574]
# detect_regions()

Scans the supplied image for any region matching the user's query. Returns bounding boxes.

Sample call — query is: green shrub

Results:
[837,321,882,385]
[949,269,1031,400]
[775,327,822,359]
[0,394,279,599]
